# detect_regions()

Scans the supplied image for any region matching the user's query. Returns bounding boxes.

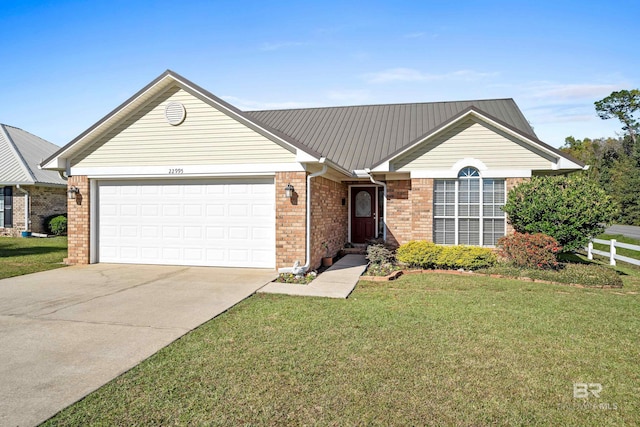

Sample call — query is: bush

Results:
[503,175,617,252]
[43,213,67,234]
[498,232,561,270]
[397,241,497,270]
[396,241,442,269]
[366,244,395,266]
[436,246,498,270]
[48,215,68,236]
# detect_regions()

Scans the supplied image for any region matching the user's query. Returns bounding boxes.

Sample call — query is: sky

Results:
[0,0,638,148]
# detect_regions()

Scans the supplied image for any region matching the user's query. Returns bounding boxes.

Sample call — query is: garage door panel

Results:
[98,179,275,268]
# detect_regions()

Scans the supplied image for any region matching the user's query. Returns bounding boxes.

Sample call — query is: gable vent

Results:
[165,102,186,126]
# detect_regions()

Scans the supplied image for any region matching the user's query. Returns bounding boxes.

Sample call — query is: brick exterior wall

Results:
[29,186,67,233]
[385,179,413,247]
[410,178,434,242]
[275,171,307,269]
[310,176,348,269]
[0,185,66,236]
[66,176,90,265]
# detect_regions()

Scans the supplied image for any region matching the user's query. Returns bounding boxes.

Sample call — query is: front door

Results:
[351,187,376,243]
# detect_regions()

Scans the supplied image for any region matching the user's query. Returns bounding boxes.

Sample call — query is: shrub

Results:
[396,241,442,269]
[366,244,395,266]
[436,246,497,270]
[503,175,617,252]
[48,215,68,236]
[43,213,67,234]
[498,232,561,269]
[397,241,497,270]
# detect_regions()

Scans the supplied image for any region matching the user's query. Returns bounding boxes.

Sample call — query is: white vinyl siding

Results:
[71,86,296,168]
[393,117,554,171]
[434,169,506,246]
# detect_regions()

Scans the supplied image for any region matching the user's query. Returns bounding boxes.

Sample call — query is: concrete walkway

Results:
[259,254,368,298]
[0,264,276,427]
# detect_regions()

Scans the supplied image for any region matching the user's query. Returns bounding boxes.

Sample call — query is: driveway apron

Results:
[0,264,275,427]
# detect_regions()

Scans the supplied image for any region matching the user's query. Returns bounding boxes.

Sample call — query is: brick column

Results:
[310,177,348,269]
[385,179,412,247]
[65,176,90,265]
[275,172,307,269]
[411,178,434,241]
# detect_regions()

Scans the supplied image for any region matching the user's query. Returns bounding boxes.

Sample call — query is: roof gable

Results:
[392,115,556,172]
[247,99,539,172]
[70,85,298,168]
[0,125,66,186]
[42,70,322,171]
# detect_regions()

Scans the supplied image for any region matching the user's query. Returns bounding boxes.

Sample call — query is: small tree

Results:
[503,175,617,252]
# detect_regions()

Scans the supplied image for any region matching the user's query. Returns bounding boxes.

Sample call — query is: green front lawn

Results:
[0,236,67,279]
[44,271,639,425]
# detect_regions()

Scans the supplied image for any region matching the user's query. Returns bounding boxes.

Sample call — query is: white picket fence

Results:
[586,238,640,267]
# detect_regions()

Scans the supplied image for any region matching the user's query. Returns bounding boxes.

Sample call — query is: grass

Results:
[0,236,68,279]
[594,234,640,261]
[44,268,639,425]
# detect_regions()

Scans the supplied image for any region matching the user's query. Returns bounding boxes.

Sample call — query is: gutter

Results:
[15,185,29,231]
[278,159,328,275]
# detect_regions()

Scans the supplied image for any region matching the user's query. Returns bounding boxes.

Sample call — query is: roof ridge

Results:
[246,98,516,114]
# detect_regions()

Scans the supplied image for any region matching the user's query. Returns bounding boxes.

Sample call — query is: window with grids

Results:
[433,167,505,246]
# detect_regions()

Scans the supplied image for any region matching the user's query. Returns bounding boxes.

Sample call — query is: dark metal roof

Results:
[247,99,537,171]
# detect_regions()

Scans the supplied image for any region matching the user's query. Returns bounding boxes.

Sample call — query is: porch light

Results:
[284,183,294,198]
[68,186,80,200]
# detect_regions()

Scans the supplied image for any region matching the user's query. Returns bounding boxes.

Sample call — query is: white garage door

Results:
[97,179,275,268]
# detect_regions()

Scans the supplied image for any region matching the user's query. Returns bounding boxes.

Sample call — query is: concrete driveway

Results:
[0,264,276,427]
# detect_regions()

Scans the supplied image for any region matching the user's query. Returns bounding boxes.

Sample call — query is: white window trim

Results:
[434,168,506,246]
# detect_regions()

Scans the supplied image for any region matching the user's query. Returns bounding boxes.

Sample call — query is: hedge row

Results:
[396,241,497,270]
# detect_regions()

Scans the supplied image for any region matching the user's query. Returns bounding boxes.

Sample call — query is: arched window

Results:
[433,167,505,246]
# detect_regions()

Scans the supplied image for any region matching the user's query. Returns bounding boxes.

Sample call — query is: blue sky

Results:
[1,0,638,148]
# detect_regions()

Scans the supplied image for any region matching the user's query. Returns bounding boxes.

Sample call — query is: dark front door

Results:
[351,187,376,243]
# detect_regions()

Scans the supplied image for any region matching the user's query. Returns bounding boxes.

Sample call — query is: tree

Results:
[594,89,640,156]
[503,175,618,252]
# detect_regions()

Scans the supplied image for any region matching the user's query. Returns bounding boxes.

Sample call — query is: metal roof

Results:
[247,99,537,171]
[0,124,66,186]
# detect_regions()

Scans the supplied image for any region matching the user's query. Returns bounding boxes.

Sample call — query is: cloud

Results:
[363,68,498,84]
[221,95,313,111]
[260,41,307,51]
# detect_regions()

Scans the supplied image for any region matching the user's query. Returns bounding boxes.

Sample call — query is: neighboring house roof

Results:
[248,100,569,172]
[0,124,67,186]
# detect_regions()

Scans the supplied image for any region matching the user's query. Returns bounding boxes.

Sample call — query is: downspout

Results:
[364,169,387,241]
[278,159,328,274]
[15,185,29,231]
